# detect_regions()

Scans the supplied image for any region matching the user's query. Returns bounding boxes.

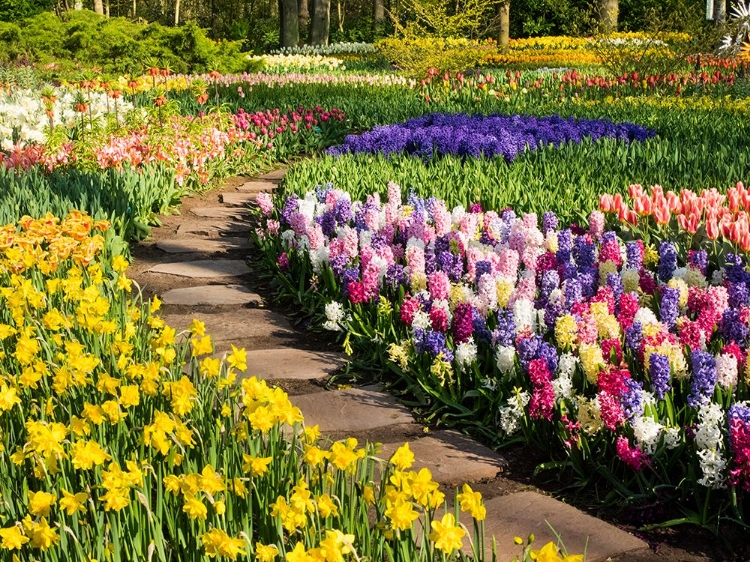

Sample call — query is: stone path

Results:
[129,169,657,562]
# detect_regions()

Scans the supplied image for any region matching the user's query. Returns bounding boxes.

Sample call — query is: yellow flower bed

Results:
[0,212,580,561]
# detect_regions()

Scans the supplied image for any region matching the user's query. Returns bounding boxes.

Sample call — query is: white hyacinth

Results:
[455,338,478,372]
[322,302,346,332]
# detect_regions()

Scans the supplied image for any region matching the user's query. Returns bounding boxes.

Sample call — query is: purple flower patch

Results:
[327,113,655,161]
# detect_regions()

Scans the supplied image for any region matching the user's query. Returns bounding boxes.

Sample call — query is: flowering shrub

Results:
[255,182,750,525]
[327,112,654,160]
[0,211,576,561]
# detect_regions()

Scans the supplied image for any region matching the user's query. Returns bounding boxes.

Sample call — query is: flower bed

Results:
[0,211,582,562]
[327,113,654,160]
[254,183,750,525]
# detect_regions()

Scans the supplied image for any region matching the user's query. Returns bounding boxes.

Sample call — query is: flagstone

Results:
[147,260,251,278]
[161,284,261,306]
[156,238,250,254]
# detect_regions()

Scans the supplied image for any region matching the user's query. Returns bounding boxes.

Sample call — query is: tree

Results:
[299,0,309,36]
[498,0,509,48]
[93,0,103,12]
[598,0,618,32]
[309,0,330,45]
[373,0,384,34]
[280,0,299,46]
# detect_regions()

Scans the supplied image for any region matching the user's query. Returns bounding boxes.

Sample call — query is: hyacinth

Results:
[263,183,750,501]
[328,113,655,160]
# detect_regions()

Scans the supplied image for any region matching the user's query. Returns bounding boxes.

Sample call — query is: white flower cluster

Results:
[719,1,750,55]
[455,337,477,372]
[323,301,347,331]
[248,54,345,73]
[0,87,136,150]
[271,42,376,56]
[499,389,530,436]
[553,352,577,401]
[695,402,727,489]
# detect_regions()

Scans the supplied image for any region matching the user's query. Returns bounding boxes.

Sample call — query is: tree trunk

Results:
[714,0,726,24]
[299,0,309,37]
[309,0,330,45]
[373,0,384,34]
[93,0,104,13]
[336,0,344,33]
[280,0,300,47]
[105,0,110,16]
[598,0,618,33]
[498,1,509,49]
[132,0,137,18]
[174,0,181,24]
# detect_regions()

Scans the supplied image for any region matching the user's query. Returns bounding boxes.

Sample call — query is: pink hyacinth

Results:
[589,210,605,240]
[256,192,274,216]
[498,248,520,279]
[348,281,367,304]
[400,297,420,326]
[433,201,452,236]
[266,219,280,235]
[616,436,651,471]
[617,292,639,328]
[428,271,451,301]
[430,306,449,332]
[528,358,554,421]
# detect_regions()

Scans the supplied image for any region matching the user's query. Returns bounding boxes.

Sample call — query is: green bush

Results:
[0,10,246,79]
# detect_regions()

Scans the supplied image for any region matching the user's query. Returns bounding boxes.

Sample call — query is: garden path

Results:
[127,170,688,562]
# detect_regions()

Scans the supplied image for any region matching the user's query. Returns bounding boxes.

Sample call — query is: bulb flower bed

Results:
[254,183,750,525]
[327,113,654,160]
[0,87,138,150]
[1,107,346,189]
[0,211,578,562]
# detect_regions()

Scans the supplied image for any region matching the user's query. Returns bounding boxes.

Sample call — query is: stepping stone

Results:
[147,260,251,278]
[221,192,258,207]
[241,348,347,380]
[380,430,506,485]
[293,386,414,432]
[156,238,250,254]
[481,492,648,562]
[258,169,286,181]
[190,207,249,219]
[161,285,261,306]
[162,309,294,341]
[177,221,251,237]
[236,181,276,193]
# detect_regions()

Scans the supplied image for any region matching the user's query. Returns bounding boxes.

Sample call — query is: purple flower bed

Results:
[327,113,656,160]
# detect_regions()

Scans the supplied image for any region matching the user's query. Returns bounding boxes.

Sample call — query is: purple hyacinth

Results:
[573,236,596,269]
[414,329,453,361]
[658,242,677,282]
[475,260,492,284]
[719,308,750,344]
[542,211,558,235]
[660,287,680,330]
[649,353,672,400]
[563,278,582,309]
[517,335,541,370]
[537,341,559,374]
[728,282,750,308]
[544,300,564,330]
[688,350,717,409]
[541,270,560,301]
[385,264,406,289]
[495,310,515,347]
[607,273,623,302]
[472,308,492,344]
[625,322,643,354]
[556,229,573,262]
[327,113,655,161]
[688,249,707,274]
[625,241,643,270]
[280,194,299,226]
[341,267,360,297]
[729,403,750,424]
[621,378,644,421]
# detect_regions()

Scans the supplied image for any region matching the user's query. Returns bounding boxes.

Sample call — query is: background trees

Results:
[0,0,713,52]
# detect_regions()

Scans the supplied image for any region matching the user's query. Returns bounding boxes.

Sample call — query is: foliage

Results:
[0,11,246,79]
[375,36,495,76]
[0,211,554,562]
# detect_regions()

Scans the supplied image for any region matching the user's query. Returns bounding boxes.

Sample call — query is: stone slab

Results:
[161,284,261,306]
[380,430,506,485]
[176,221,251,237]
[156,238,250,254]
[190,206,250,219]
[258,169,286,181]
[162,309,294,341]
[482,492,648,562]
[292,386,414,432]
[239,348,348,380]
[147,260,251,278]
[236,181,276,193]
[220,192,258,207]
